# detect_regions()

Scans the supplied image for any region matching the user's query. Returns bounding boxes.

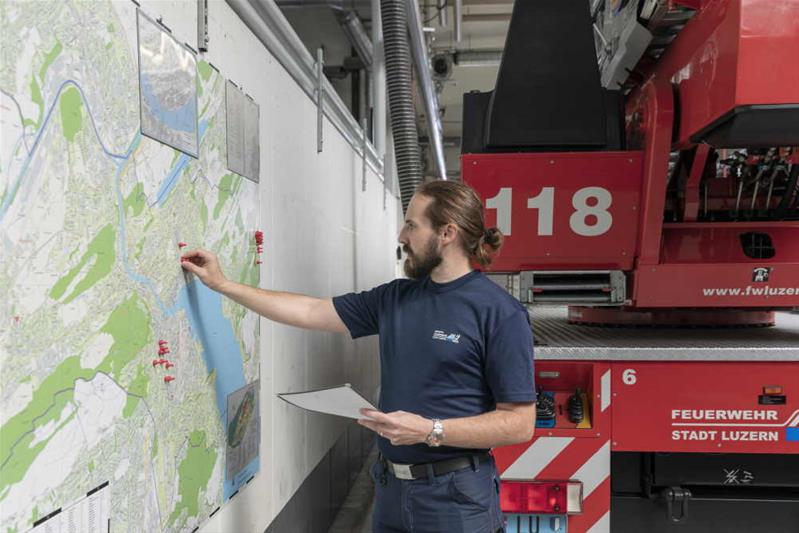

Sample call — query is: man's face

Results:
[398,194,442,280]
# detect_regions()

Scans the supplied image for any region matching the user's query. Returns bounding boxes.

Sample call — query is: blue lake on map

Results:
[140,73,197,134]
[177,279,246,417]
[176,279,260,499]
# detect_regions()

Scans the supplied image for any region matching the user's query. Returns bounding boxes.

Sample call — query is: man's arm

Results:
[181,249,348,333]
[359,402,536,449]
[438,402,536,448]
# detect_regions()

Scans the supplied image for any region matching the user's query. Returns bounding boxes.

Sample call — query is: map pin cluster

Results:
[254,230,264,265]
[155,340,175,383]
[178,242,189,266]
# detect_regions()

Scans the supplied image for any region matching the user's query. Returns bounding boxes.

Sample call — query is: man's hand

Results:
[181,249,229,292]
[358,409,434,446]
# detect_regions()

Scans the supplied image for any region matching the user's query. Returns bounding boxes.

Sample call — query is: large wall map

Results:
[0,1,261,531]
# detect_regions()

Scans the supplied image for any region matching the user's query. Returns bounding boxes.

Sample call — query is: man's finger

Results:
[361,409,391,424]
[357,419,380,432]
[181,260,202,275]
[181,248,203,259]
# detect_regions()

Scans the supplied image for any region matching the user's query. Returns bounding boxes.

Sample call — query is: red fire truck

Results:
[461,1,799,531]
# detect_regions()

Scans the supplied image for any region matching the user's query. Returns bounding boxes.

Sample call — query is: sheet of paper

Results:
[278,384,376,420]
[30,481,110,533]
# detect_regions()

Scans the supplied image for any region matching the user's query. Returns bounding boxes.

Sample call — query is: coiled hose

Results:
[381,0,423,212]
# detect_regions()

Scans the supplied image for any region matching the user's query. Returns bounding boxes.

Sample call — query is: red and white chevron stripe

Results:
[495,367,613,533]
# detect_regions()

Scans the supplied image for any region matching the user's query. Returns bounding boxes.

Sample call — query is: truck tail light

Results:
[500,481,583,514]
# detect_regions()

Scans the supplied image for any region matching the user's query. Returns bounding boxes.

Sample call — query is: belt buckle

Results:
[392,463,414,480]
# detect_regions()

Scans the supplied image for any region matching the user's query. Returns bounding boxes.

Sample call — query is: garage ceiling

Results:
[421,0,512,176]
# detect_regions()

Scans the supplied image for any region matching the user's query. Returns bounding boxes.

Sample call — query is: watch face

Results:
[427,420,444,447]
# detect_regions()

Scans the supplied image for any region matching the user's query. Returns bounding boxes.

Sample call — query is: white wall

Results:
[138,1,400,531]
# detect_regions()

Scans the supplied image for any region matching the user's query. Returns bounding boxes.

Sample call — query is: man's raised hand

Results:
[181,248,229,292]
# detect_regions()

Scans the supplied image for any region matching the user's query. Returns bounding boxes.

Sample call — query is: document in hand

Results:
[277,384,377,420]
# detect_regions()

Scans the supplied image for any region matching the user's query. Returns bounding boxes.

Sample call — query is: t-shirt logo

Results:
[432,330,461,344]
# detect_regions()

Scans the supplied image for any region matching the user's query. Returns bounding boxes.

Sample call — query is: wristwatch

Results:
[425,419,445,447]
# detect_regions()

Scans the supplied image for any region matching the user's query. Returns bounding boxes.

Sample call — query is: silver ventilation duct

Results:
[336,10,374,67]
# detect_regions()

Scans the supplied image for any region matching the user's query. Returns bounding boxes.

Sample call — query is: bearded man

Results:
[182,180,537,533]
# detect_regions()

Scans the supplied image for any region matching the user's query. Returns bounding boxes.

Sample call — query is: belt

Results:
[381,453,491,481]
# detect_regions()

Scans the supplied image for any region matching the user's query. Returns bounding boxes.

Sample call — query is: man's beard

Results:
[403,236,442,280]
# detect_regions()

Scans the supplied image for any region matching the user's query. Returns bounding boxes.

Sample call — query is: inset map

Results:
[137,10,198,157]
[225,380,260,498]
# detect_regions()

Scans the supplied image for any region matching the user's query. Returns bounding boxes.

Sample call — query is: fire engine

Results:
[461,1,799,531]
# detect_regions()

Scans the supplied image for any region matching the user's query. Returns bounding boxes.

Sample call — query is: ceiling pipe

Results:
[454,49,502,66]
[438,0,448,26]
[273,0,375,67]
[336,10,374,67]
[371,0,387,157]
[406,0,447,181]
[463,13,510,22]
[274,0,347,7]
[454,0,463,41]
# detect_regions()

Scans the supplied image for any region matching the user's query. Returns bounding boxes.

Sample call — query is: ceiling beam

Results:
[463,13,511,22]
[463,0,512,5]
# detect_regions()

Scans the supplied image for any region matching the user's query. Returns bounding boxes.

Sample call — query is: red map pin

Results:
[164,376,175,383]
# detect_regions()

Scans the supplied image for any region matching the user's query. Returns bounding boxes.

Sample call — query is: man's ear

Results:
[440,223,459,244]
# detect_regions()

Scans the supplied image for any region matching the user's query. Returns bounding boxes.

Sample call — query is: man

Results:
[181,180,536,533]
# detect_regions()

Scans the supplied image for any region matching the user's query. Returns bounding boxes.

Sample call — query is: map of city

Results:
[1,1,261,532]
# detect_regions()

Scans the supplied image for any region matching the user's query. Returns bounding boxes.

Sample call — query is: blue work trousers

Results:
[371,455,504,533]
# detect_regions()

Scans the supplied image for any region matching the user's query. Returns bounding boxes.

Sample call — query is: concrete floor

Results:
[328,447,377,533]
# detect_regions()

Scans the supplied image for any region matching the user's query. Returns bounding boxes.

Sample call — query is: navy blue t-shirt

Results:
[333,270,536,464]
